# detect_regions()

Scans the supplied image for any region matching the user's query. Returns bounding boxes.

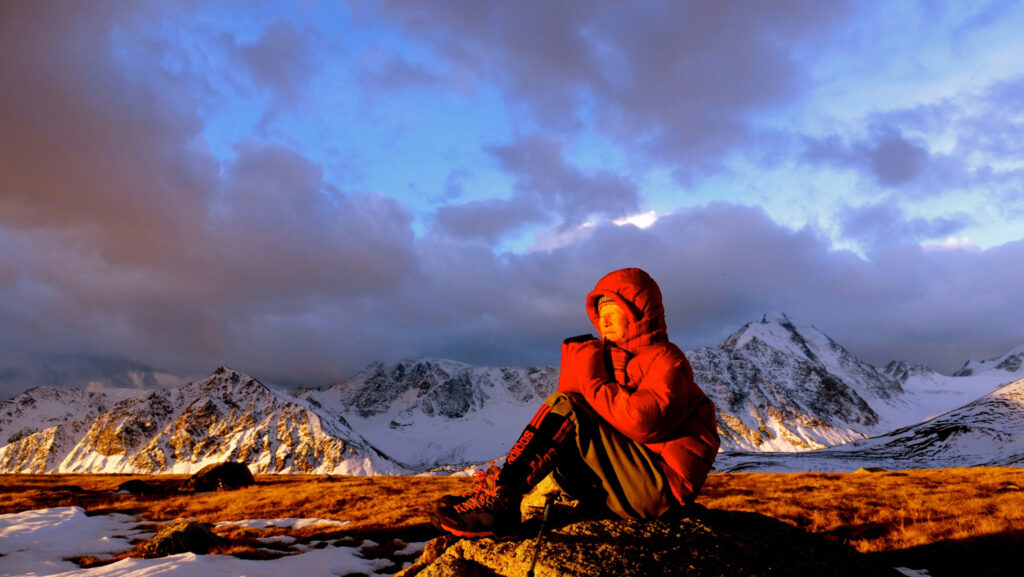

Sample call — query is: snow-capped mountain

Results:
[298,358,559,471]
[688,313,904,452]
[0,367,401,475]
[2,314,1022,474]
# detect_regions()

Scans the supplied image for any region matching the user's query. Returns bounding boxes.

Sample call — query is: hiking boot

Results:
[433,482,522,539]
[434,465,501,510]
[430,467,520,541]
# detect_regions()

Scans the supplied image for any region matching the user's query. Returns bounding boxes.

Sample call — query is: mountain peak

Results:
[953,344,1024,377]
[881,360,937,383]
[200,366,266,390]
[721,312,830,358]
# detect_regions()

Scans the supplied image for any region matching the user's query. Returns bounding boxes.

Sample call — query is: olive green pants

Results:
[544,392,677,519]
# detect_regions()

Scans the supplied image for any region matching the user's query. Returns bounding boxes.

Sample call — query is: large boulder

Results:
[137,520,224,558]
[180,462,255,493]
[117,479,160,494]
[402,507,903,577]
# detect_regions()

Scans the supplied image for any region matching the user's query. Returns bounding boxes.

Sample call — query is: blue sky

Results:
[1,0,1023,396]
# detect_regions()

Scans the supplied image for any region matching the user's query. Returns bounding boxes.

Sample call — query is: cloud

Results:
[380,0,853,174]
[802,127,933,187]
[2,0,1023,401]
[0,2,419,394]
[922,236,981,252]
[837,200,972,251]
[232,20,318,105]
[433,135,640,241]
[434,197,542,243]
[363,55,443,93]
[0,1,214,264]
[801,74,1024,201]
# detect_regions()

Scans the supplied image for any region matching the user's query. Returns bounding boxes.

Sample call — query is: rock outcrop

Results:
[180,461,255,493]
[402,507,902,577]
[116,479,161,494]
[137,520,224,558]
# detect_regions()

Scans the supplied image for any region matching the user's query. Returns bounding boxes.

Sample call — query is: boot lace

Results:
[454,484,504,514]
[457,464,501,498]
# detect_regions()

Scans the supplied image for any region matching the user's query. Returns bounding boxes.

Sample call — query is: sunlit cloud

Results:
[613,211,659,229]
[921,236,981,252]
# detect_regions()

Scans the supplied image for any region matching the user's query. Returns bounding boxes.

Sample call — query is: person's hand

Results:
[559,339,607,394]
[558,340,583,393]
[571,339,607,383]
[558,334,596,393]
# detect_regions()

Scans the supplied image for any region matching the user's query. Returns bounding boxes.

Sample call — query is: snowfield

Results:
[0,507,410,577]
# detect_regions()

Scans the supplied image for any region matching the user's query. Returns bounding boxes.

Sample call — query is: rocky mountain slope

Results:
[0,367,400,475]
[298,359,559,470]
[689,313,903,451]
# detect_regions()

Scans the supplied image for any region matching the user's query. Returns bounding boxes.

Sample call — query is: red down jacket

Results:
[560,268,720,504]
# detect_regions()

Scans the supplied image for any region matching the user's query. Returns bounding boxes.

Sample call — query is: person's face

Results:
[598,302,628,343]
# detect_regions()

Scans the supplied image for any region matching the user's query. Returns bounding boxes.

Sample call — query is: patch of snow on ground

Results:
[213,517,350,530]
[895,567,932,577]
[0,508,389,577]
[0,507,144,577]
[394,540,430,556]
[48,549,392,577]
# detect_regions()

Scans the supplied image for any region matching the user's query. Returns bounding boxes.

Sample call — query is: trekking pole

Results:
[526,492,560,577]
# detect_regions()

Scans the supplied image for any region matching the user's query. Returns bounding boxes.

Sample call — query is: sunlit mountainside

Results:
[2,314,1022,475]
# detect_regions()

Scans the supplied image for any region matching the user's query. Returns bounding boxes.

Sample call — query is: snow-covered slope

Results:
[953,345,1024,377]
[716,376,1024,472]
[0,368,403,475]
[299,358,559,471]
[835,376,1024,467]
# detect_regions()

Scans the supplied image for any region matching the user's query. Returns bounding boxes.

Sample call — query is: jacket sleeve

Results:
[575,346,700,444]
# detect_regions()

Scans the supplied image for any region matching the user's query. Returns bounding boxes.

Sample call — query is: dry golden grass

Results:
[698,467,1024,554]
[0,473,466,534]
[3,468,1022,571]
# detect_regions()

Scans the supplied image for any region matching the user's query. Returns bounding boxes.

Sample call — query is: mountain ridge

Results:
[2,314,1022,474]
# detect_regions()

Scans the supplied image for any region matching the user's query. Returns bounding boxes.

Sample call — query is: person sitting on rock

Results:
[432,267,721,538]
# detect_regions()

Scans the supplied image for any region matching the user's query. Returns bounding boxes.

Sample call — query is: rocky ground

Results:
[399,505,904,577]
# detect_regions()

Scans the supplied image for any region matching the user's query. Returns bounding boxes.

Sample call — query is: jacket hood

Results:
[586,268,668,352]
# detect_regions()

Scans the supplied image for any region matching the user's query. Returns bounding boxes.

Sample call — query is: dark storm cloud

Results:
[380,0,852,173]
[2,0,1022,402]
[433,135,640,242]
[0,1,214,264]
[407,203,1024,376]
[0,2,418,396]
